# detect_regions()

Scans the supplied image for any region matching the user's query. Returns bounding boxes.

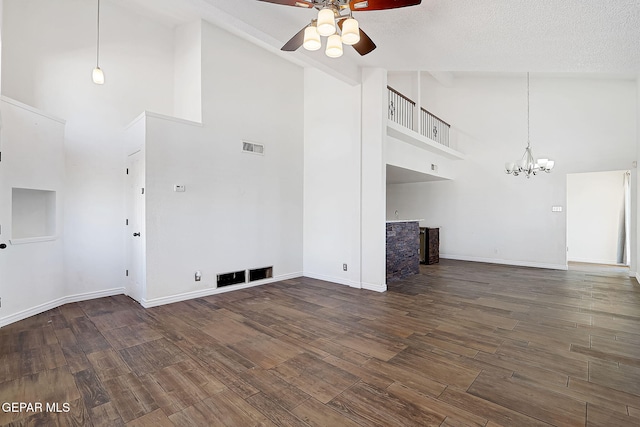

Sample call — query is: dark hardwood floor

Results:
[1,259,640,426]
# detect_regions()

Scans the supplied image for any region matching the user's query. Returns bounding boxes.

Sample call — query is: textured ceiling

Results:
[115,0,640,80]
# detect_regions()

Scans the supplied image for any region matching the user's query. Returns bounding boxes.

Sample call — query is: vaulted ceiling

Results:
[114,0,640,83]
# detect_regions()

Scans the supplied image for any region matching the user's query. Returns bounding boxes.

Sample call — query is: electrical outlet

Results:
[343,264,348,271]
[195,270,202,281]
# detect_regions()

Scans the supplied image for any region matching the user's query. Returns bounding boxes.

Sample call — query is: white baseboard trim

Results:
[141,272,303,308]
[303,272,362,289]
[303,272,386,292]
[567,257,621,265]
[361,281,387,293]
[440,254,568,271]
[635,272,639,284]
[0,287,125,328]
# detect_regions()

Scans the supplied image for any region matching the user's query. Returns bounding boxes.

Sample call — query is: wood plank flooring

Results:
[1,260,640,426]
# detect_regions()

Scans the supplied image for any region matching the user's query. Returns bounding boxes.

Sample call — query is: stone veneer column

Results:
[386,221,420,282]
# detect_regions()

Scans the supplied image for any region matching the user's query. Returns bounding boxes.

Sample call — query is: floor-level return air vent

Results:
[217,270,246,287]
[242,141,264,155]
[249,266,273,282]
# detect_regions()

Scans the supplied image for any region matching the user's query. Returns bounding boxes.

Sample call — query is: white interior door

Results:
[126,150,145,303]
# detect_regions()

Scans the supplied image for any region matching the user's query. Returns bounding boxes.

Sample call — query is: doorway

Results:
[566,170,631,269]
[126,150,145,302]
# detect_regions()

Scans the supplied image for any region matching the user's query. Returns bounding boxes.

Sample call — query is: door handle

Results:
[0,243,6,249]
[133,232,141,237]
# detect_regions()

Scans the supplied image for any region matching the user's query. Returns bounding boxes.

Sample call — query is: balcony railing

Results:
[420,107,450,147]
[387,86,415,131]
[387,86,451,148]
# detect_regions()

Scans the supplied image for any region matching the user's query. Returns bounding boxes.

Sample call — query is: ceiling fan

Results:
[258,0,422,58]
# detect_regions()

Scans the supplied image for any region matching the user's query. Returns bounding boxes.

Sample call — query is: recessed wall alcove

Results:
[11,187,57,240]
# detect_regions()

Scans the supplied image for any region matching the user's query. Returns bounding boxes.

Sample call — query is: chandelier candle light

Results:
[505,72,554,178]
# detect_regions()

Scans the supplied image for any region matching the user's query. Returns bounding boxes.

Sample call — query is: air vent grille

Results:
[249,266,273,282]
[217,270,246,287]
[242,141,265,155]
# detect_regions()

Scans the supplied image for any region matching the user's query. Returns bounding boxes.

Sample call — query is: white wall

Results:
[0,98,67,326]
[303,68,361,288]
[174,20,201,123]
[567,170,628,265]
[142,21,304,303]
[387,74,637,269]
[388,72,419,103]
[1,0,175,298]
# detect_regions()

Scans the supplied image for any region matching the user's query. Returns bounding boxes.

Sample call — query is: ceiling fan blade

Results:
[349,0,421,11]
[352,28,376,55]
[337,19,376,56]
[257,0,314,8]
[281,25,307,51]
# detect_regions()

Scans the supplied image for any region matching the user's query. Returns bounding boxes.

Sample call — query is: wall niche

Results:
[12,188,57,240]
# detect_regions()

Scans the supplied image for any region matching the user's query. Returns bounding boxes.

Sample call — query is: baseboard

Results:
[635,272,639,284]
[567,257,621,265]
[361,281,387,293]
[303,271,362,289]
[141,272,303,308]
[0,287,125,328]
[440,254,568,271]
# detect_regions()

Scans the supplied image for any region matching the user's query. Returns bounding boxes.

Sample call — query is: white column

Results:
[360,68,387,292]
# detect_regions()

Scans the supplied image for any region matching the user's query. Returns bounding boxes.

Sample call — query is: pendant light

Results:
[92,0,105,85]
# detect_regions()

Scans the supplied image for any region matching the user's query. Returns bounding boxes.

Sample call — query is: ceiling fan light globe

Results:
[341,18,360,45]
[92,66,105,85]
[325,34,343,58]
[303,26,321,50]
[317,8,336,36]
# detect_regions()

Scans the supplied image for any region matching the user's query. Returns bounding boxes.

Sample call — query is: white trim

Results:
[567,256,623,265]
[124,111,147,130]
[144,110,203,127]
[634,272,639,283]
[0,96,66,124]
[9,235,58,245]
[387,121,465,160]
[0,288,125,328]
[303,272,362,289]
[141,272,303,308]
[361,281,387,292]
[440,254,568,271]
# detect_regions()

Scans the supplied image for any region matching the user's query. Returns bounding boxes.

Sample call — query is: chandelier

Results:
[302,6,360,58]
[505,72,554,178]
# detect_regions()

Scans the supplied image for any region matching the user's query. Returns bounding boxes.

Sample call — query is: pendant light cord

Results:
[96,0,101,68]
[526,72,530,148]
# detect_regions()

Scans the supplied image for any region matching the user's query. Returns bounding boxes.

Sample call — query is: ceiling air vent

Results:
[242,141,264,156]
